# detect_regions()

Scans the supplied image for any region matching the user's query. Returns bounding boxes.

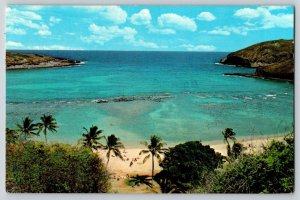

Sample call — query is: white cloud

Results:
[82,23,162,49]
[6,7,42,20]
[6,26,27,35]
[83,24,137,45]
[130,9,175,35]
[264,6,288,11]
[7,43,83,50]
[36,29,51,36]
[130,9,151,25]
[148,26,176,34]
[207,29,230,36]
[259,10,293,29]
[197,12,216,21]
[80,6,127,24]
[131,39,160,49]
[206,26,249,36]
[234,7,293,30]
[158,13,197,32]
[28,45,82,50]
[6,41,24,48]
[49,16,61,25]
[207,6,293,37]
[6,7,51,36]
[234,8,260,19]
[181,44,216,51]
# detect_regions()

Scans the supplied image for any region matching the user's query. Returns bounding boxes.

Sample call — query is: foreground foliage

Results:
[155,141,224,193]
[203,134,294,193]
[6,142,110,193]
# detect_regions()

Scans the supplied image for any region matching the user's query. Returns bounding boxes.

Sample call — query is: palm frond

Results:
[139,149,149,155]
[155,153,162,163]
[113,148,124,160]
[143,154,151,164]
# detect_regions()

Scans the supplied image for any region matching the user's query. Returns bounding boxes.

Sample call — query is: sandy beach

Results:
[96,135,284,193]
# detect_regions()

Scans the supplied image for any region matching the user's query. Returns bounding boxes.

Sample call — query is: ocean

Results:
[6,50,294,147]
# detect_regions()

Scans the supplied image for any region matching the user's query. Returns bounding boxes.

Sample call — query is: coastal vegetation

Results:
[6,142,110,193]
[155,141,224,193]
[6,116,294,193]
[194,134,294,193]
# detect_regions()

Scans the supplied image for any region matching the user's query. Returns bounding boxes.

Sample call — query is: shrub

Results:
[6,142,110,193]
[155,141,224,192]
[209,135,294,193]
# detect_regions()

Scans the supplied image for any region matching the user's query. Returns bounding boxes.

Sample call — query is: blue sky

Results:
[6,5,294,51]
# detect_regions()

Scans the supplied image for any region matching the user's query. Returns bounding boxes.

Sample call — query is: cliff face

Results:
[6,52,80,69]
[220,39,294,81]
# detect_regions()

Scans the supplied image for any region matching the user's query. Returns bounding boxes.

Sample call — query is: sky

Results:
[6,5,294,52]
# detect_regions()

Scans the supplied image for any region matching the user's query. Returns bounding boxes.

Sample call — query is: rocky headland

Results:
[6,52,81,70]
[220,39,294,82]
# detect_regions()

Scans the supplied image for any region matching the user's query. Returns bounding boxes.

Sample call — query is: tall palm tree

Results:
[16,116,39,141]
[222,128,236,157]
[140,135,167,179]
[104,134,125,167]
[37,114,58,143]
[81,125,104,150]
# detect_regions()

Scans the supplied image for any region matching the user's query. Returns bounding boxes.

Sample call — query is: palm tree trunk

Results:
[106,157,110,167]
[44,129,47,143]
[151,154,154,179]
[225,138,231,157]
[106,149,111,167]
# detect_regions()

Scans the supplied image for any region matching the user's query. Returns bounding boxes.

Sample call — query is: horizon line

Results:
[6,49,231,53]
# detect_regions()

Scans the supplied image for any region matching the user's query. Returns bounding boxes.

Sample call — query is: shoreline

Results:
[6,61,82,70]
[224,73,294,83]
[97,134,287,193]
[97,134,286,178]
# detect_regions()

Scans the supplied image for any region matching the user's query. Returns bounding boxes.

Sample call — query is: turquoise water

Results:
[6,51,294,147]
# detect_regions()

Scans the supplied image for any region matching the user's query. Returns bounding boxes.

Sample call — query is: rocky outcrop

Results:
[6,52,80,70]
[220,39,294,81]
[96,94,173,103]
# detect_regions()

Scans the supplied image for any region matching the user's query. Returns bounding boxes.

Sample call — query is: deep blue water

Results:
[6,51,294,146]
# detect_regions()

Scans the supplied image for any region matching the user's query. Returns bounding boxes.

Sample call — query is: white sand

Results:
[97,135,284,178]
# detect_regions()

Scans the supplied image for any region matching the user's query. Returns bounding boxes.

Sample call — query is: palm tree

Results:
[37,114,58,143]
[140,135,167,179]
[16,116,39,141]
[104,134,125,167]
[81,125,104,150]
[222,128,236,157]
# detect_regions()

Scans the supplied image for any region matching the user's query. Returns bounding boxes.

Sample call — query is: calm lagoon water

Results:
[6,51,294,147]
